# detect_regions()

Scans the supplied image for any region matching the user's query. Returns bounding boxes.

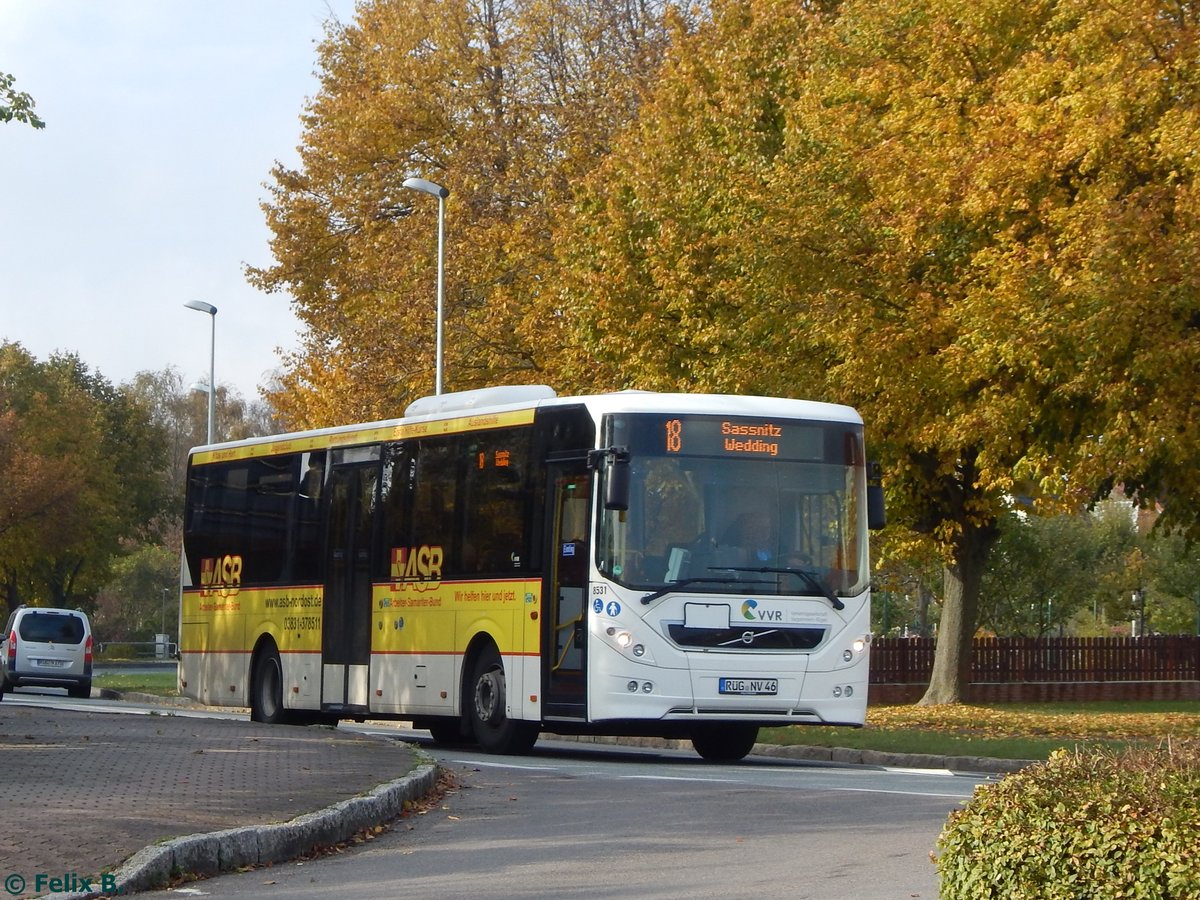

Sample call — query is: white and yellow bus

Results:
[180,385,884,761]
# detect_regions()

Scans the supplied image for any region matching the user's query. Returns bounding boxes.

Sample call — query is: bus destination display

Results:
[659,415,825,460]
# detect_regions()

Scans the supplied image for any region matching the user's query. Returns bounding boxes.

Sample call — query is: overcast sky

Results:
[0,0,356,399]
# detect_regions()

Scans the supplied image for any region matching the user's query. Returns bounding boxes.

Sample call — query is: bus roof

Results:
[187,386,863,464]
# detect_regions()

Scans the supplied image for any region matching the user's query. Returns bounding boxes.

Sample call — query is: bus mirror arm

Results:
[589,446,631,511]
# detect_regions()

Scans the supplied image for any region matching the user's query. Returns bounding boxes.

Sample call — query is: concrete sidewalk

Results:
[0,702,435,899]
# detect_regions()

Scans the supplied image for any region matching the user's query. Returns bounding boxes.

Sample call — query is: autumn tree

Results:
[793,0,1200,699]
[251,0,675,428]
[557,0,1200,703]
[557,0,830,394]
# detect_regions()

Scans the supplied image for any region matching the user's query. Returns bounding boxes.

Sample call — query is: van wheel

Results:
[469,645,539,754]
[67,680,92,699]
[250,646,288,724]
[692,724,759,762]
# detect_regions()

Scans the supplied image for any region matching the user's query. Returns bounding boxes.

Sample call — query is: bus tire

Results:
[691,724,759,762]
[468,644,539,755]
[250,645,288,725]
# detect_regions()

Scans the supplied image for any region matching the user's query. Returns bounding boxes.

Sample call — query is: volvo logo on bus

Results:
[389,545,443,592]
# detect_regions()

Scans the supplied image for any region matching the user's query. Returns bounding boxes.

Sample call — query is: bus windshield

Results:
[597,413,869,599]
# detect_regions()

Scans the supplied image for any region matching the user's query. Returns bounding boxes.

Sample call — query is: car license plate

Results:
[36,658,68,668]
[719,677,778,695]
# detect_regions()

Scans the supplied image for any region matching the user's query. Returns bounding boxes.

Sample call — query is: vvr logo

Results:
[742,599,782,622]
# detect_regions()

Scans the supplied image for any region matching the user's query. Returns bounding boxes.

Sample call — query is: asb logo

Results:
[390,545,443,593]
[199,555,242,597]
[742,598,783,622]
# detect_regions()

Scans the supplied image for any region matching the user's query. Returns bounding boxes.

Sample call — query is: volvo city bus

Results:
[179,385,884,761]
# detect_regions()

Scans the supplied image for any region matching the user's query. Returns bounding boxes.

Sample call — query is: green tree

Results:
[1130,528,1200,636]
[0,72,44,129]
[125,366,279,511]
[0,344,169,618]
[979,510,1128,637]
[93,544,179,645]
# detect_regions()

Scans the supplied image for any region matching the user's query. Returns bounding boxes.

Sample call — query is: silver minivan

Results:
[0,606,93,700]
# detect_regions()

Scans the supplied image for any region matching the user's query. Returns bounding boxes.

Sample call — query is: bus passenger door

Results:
[322,461,377,712]
[543,461,591,719]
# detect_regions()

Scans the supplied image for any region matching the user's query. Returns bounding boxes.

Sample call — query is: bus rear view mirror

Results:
[867,461,886,531]
[605,449,631,511]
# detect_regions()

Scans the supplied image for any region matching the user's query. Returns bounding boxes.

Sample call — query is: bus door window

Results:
[553,475,589,669]
[322,451,379,707]
[543,460,591,719]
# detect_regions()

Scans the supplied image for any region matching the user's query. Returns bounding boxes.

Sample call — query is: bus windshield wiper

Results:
[639,575,772,605]
[713,566,845,611]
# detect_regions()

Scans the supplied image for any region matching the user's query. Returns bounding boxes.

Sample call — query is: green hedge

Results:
[937,742,1200,898]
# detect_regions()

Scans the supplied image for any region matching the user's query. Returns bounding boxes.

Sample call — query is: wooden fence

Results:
[870,635,1200,684]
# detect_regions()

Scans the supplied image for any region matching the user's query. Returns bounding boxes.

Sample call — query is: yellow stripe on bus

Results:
[191,408,537,465]
[181,584,325,654]
[181,578,543,657]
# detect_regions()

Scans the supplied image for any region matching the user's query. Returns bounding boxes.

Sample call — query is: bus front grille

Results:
[666,624,825,651]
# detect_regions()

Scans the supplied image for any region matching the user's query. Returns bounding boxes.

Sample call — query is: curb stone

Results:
[548,732,1035,775]
[40,760,439,900]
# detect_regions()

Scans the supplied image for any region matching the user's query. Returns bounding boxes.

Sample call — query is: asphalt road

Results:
[3,690,988,899]
[152,733,987,899]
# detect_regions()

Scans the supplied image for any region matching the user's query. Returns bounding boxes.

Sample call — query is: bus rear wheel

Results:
[691,724,759,762]
[469,645,539,755]
[250,646,287,724]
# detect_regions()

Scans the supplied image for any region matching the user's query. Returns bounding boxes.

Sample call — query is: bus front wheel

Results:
[250,646,287,724]
[691,724,759,762]
[469,645,539,755]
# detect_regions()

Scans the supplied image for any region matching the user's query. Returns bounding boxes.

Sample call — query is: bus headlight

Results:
[607,626,632,648]
[606,626,652,661]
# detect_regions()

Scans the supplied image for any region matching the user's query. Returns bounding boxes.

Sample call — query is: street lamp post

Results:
[402,177,450,395]
[183,300,218,443]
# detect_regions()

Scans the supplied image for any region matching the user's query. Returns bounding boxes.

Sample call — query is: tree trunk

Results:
[918,524,996,706]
